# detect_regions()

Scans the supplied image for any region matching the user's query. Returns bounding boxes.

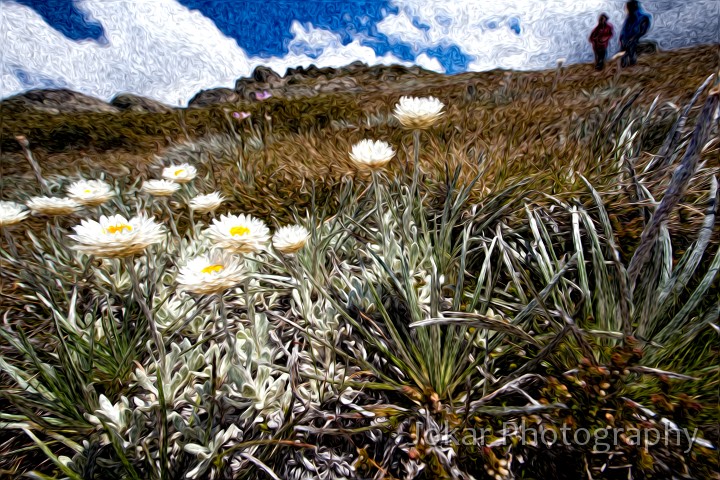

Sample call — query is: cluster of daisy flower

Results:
[60,171,308,297]
[0,179,115,226]
[139,163,198,197]
[61,211,309,296]
[130,162,310,294]
[348,96,445,171]
[3,97,444,296]
[176,215,310,294]
[145,163,228,216]
[2,156,312,302]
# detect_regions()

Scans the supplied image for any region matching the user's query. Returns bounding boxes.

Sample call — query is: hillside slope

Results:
[0,44,717,182]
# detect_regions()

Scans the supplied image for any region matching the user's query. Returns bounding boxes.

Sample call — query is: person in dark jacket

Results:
[620,0,651,67]
[589,13,614,70]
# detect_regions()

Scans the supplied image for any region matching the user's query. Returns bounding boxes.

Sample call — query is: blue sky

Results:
[1,0,718,105]
[9,0,105,40]
[7,0,477,74]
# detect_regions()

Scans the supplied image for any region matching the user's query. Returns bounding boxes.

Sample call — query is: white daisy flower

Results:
[204,213,270,253]
[0,201,30,227]
[349,139,395,171]
[177,251,245,295]
[142,179,180,197]
[393,96,445,129]
[272,225,310,254]
[27,196,81,216]
[189,192,225,214]
[70,213,166,257]
[162,164,197,184]
[67,179,114,206]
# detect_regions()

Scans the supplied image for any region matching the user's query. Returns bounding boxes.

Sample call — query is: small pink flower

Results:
[232,111,251,120]
[255,90,272,100]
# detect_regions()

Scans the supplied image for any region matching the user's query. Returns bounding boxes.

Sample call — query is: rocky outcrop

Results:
[236,66,282,92]
[252,65,281,84]
[283,64,340,80]
[187,88,242,108]
[313,76,361,94]
[0,62,439,114]
[0,88,119,114]
[220,62,436,106]
[110,93,173,113]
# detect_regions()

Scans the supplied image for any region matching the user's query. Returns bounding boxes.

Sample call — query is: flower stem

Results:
[124,254,170,479]
[371,171,384,230]
[206,155,218,190]
[411,129,421,194]
[124,256,166,367]
[17,137,50,195]
[413,129,420,168]
[217,293,236,360]
[189,207,197,238]
[122,254,171,478]
[51,216,66,244]
[238,136,246,184]
[161,198,179,237]
[552,63,562,93]
[292,254,302,281]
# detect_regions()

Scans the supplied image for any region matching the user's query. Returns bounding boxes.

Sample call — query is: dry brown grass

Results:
[1,44,718,256]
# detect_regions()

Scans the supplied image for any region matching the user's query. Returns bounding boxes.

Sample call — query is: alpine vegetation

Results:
[0,79,718,480]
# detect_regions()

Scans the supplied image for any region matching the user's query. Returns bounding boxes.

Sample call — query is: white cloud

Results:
[376,10,429,52]
[0,1,409,106]
[261,21,410,75]
[415,53,445,73]
[1,0,254,105]
[380,0,720,71]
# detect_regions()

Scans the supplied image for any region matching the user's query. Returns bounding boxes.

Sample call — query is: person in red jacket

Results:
[589,14,614,70]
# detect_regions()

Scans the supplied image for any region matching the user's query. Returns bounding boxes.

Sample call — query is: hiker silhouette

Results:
[589,13,614,70]
[620,0,651,67]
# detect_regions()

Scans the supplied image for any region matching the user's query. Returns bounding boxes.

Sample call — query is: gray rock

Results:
[110,93,172,113]
[0,88,119,114]
[188,88,241,108]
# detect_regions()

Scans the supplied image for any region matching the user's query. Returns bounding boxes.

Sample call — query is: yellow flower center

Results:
[105,223,133,234]
[201,264,224,274]
[174,168,185,176]
[84,189,93,194]
[230,225,250,236]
